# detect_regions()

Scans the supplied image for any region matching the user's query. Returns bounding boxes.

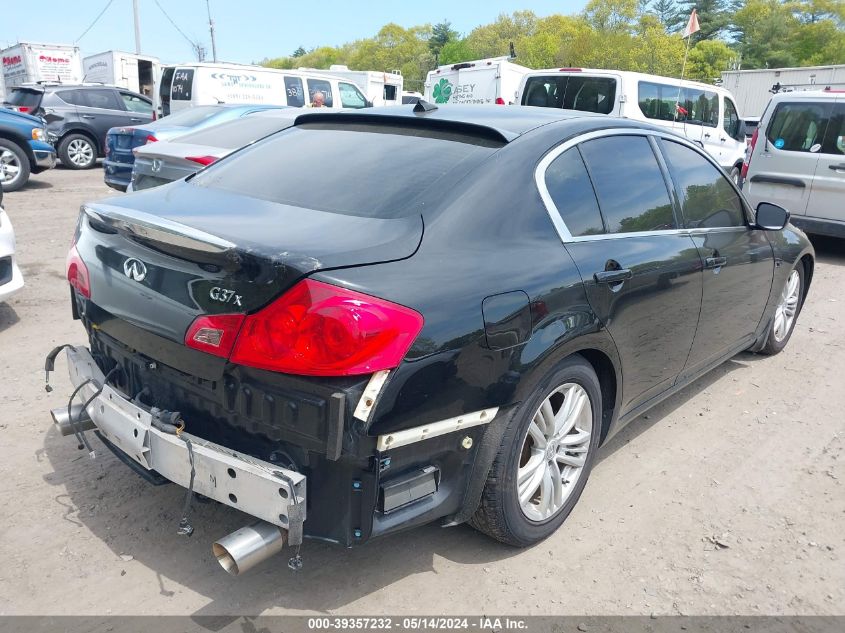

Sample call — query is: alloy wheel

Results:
[0,148,21,185]
[773,269,800,343]
[517,383,593,522]
[67,139,94,167]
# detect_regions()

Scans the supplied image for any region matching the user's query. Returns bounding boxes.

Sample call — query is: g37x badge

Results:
[209,287,242,307]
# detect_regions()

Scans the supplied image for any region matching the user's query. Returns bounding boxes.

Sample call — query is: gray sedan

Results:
[130,109,300,191]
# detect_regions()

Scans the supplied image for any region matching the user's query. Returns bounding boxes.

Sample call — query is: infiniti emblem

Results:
[151,158,163,173]
[123,257,147,282]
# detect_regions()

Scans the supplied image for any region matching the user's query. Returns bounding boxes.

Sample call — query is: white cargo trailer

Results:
[82,50,160,101]
[720,64,845,118]
[299,65,403,106]
[424,56,531,105]
[1,42,84,88]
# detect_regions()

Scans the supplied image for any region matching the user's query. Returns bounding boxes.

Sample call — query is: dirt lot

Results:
[0,167,842,616]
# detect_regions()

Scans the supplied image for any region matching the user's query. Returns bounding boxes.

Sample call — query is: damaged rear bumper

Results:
[58,346,306,539]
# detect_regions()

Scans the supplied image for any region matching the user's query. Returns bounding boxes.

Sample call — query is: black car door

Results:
[77,89,130,151]
[538,132,703,415]
[657,138,774,381]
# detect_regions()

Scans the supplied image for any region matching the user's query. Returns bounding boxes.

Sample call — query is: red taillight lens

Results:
[185,314,245,357]
[229,279,424,376]
[495,97,506,105]
[741,128,758,179]
[66,245,91,298]
[186,155,217,166]
[16,106,32,113]
[145,135,158,144]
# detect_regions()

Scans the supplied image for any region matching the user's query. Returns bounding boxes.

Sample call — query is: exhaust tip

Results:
[212,521,286,576]
[212,542,240,576]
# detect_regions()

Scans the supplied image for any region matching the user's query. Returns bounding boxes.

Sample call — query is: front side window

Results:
[661,139,745,228]
[723,97,740,138]
[283,76,304,107]
[819,103,844,155]
[120,92,152,114]
[82,89,123,110]
[521,76,616,114]
[339,82,367,109]
[579,135,676,234]
[766,102,832,152]
[543,148,604,237]
[306,79,333,107]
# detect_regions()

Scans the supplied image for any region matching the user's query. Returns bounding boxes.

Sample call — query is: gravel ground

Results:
[0,168,842,616]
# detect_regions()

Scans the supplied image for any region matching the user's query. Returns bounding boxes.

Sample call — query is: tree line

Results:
[263,0,845,91]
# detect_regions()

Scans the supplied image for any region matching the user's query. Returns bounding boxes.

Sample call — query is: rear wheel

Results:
[0,139,30,192]
[729,164,741,186]
[59,134,97,169]
[760,265,804,355]
[471,355,602,546]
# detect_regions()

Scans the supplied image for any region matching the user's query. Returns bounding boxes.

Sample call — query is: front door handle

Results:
[705,256,727,269]
[130,118,143,122]
[829,164,845,172]
[81,115,96,119]
[594,269,633,285]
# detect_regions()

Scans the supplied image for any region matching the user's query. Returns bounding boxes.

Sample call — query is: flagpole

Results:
[675,34,692,122]
[675,8,698,127]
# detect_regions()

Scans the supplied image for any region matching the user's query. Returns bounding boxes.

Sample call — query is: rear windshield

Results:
[175,111,297,148]
[6,89,42,108]
[522,75,616,114]
[192,122,502,218]
[158,105,227,127]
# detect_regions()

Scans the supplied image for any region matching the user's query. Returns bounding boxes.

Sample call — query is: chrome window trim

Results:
[535,127,750,244]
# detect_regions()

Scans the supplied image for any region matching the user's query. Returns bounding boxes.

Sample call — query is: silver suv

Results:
[743,89,844,238]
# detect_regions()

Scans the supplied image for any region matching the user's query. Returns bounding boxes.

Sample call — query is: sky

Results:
[1,0,589,65]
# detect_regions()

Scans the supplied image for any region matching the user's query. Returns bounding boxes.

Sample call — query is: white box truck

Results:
[424,56,531,105]
[82,50,161,101]
[1,42,84,88]
[300,65,403,106]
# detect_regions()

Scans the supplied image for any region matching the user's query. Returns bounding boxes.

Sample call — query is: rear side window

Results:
[821,103,845,155]
[543,148,604,237]
[339,82,367,109]
[579,135,676,234]
[521,76,616,114]
[766,102,832,152]
[171,69,195,101]
[284,76,305,107]
[82,89,123,110]
[55,89,85,106]
[661,139,745,229]
[307,79,333,107]
[193,123,502,218]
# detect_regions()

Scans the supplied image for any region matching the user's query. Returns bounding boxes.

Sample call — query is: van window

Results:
[821,103,845,155]
[638,81,718,127]
[172,69,194,101]
[723,97,740,138]
[159,67,174,115]
[579,135,676,234]
[339,82,367,109]
[543,148,604,237]
[284,76,305,107]
[661,139,745,228]
[306,79,333,107]
[384,84,398,101]
[521,76,616,114]
[766,102,832,152]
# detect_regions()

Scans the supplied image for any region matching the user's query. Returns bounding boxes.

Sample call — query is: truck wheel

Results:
[59,134,97,169]
[470,355,602,546]
[0,139,31,192]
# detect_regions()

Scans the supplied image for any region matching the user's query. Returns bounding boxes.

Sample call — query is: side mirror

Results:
[756,202,789,230]
[735,120,747,141]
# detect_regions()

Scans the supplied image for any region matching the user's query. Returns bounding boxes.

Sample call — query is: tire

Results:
[0,139,31,192]
[58,133,97,170]
[759,263,804,355]
[729,164,741,186]
[470,355,602,546]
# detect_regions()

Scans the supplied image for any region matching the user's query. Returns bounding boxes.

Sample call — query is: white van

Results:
[424,57,530,105]
[158,62,369,115]
[299,65,403,106]
[743,88,845,238]
[517,69,748,180]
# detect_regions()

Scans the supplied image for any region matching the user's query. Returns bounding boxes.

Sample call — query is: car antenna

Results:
[413,99,437,113]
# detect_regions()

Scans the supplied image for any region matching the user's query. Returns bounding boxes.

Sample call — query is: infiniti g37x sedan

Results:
[50,105,813,574]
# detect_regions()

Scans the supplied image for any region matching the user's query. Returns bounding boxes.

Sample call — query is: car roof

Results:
[768,89,842,103]
[293,104,605,143]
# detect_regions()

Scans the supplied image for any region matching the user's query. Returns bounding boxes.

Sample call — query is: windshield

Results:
[175,111,298,148]
[157,105,227,127]
[6,89,42,109]
[192,122,502,218]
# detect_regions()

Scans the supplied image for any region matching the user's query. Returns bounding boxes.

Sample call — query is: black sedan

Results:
[53,104,813,573]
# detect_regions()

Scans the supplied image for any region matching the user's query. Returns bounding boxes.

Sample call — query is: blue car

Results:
[103,104,288,191]
[0,108,56,192]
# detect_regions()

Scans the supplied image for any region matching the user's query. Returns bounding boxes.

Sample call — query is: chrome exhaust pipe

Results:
[212,521,287,576]
[51,404,95,436]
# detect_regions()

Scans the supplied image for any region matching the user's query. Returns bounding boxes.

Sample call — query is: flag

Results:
[682,9,701,39]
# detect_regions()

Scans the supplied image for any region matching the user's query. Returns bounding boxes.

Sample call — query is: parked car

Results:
[0,107,56,192]
[105,104,289,192]
[0,185,25,301]
[5,84,153,170]
[129,108,300,191]
[743,89,844,238]
[516,69,748,182]
[51,105,813,576]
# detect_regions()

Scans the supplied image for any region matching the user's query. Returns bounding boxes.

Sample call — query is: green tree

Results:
[650,0,683,30]
[584,0,639,32]
[292,46,306,58]
[676,0,731,40]
[733,0,799,68]
[687,39,734,80]
[430,20,458,58]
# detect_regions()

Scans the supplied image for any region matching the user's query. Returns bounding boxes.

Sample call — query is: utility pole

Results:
[133,0,142,54]
[206,0,218,62]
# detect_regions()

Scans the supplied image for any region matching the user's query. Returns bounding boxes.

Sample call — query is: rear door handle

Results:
[829,164,845,172]
[705,256,727,269]
[594,269,633,284]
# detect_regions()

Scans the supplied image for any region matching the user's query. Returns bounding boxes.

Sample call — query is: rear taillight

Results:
[66,244,91,298]
[15,106,32,113]
[741,128,758,179]
[145,135,158,144]
[152,111,157,121]
[495,97,506,105]
[225,279,424,376]
[186,155,217,166]
[185,314,245,357]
